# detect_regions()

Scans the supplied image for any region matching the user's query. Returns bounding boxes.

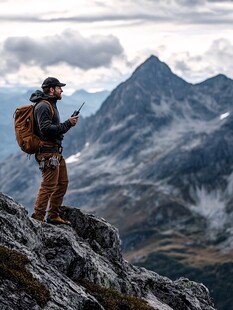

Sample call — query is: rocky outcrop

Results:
[0,193,215,310]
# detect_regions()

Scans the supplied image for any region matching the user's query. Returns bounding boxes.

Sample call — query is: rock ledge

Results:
[0,193,215,310]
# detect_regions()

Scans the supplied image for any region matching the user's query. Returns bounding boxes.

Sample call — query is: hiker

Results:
[30,77,79,224]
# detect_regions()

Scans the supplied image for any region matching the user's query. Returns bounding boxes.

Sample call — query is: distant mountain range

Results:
[0,88,109,160]
[1,55,233,309]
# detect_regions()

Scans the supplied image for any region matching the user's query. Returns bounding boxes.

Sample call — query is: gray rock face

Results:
[0,193,215,310]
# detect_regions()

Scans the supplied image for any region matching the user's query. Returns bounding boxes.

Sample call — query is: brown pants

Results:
[33,152,68,220]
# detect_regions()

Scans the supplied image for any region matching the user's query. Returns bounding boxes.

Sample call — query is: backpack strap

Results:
[37,100,58,148]
[40,100,55,118]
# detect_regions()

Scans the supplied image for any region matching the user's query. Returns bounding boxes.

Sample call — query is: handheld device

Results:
[71,102,85,117]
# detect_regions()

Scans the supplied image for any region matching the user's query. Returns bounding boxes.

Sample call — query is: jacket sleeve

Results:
[35,103,72,137]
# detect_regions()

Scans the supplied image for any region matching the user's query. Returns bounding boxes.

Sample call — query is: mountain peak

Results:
[98,55,190,115]
[127,55,190,97]
[133,55,172,76]
[140,54,166,66]
[197,73,232,88]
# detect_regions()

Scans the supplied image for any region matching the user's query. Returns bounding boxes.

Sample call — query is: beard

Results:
[55,92,62,100]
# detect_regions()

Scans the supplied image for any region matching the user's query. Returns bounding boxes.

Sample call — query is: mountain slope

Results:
[62,56,233,310]
[1,55,233,309]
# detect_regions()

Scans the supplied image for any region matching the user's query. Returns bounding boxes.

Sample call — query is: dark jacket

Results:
[30,90,72,146]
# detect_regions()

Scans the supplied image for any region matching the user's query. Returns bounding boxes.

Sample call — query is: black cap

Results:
[41,77,66,88]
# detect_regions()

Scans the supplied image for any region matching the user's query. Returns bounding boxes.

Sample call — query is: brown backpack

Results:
[14,100,54,154]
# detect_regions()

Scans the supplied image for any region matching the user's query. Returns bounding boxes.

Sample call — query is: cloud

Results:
[174,0,233,4]
[174,0,205,5]
[206,38,233,64]
[207,0,233,2]
[1,0,233,90]
[132,0,233,6]
[170,38,233,82]
[1,0,233,26]
[0,29,124,73]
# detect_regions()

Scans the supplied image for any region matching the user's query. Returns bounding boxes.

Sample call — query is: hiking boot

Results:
[46,216,71,225]
[31,213,44,222]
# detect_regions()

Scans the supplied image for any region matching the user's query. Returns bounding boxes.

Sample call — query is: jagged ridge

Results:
[0,193,215,310]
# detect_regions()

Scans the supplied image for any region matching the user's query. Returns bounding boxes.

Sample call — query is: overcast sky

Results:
[1,0,233,92]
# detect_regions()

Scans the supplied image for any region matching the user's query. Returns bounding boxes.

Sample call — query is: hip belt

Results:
[39,145,63,154]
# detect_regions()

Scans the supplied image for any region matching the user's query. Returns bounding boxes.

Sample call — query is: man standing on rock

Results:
[30,77,79,224]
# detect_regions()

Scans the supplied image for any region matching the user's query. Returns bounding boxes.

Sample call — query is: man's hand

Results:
[69,115,79,126]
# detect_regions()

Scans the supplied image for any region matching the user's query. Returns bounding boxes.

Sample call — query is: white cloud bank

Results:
[0,0,233,90]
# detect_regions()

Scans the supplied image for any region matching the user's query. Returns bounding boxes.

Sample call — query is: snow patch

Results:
[66,142,89,164]
[66,152,81,164]
[220,112,230,120]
